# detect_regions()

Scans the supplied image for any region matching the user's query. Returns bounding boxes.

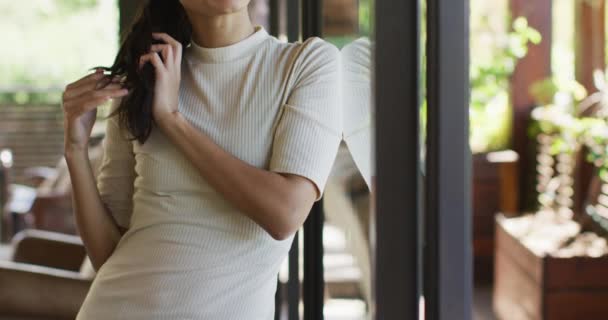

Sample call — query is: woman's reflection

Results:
[323,35,373,319]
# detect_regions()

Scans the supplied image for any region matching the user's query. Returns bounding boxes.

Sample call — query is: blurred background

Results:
[2,0,608,319]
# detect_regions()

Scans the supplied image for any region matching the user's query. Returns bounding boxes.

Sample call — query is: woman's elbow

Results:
[265,205,307,241]
[267,227,295,241]
[262,184,316,241]
[266,215,299,241]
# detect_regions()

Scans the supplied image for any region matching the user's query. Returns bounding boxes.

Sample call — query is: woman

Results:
[62,0,341,318]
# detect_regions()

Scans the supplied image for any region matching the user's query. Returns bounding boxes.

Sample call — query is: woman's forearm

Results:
[157,113,314,240]
[64,148,124,270]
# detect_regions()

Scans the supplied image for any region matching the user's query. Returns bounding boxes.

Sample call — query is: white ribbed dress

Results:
[76,25,341,319]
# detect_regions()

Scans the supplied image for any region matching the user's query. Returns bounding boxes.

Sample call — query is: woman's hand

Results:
[139,33,183,128]
[62,69,129,153]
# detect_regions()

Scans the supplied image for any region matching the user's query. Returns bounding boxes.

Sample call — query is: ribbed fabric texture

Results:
[76,25,342,320]
[341,37,373,189]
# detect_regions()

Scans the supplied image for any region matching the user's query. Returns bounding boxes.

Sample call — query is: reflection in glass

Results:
[322,0,373,319]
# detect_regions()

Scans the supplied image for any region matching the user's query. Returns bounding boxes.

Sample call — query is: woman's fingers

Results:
[152,32,180,47]
[152,33,182,62]
[149,44,175,69]
[63,87,129,115]
[149,33,182,70]
[63,70,105,98]
[150,44,170,54]
[165,45,174,68]
[150,43,176,68]
[64,80,123,101]
[139,52,165,73]
[65,88,128,111]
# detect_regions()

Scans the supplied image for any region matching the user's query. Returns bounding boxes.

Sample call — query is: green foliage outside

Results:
[469,13,541,153]
[0,0,119,105]
[531,69,608,182]
[358,0,372,38]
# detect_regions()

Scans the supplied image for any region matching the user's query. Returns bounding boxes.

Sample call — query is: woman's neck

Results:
[188,9,255,48]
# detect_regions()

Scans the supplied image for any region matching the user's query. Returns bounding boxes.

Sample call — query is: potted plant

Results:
[493,73,608,320]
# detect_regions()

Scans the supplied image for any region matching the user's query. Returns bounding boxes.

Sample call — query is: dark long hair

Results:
[101,0,192,144]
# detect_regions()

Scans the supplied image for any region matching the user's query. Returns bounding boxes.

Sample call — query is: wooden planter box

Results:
[473,151,519,283]
[493,214,608,320]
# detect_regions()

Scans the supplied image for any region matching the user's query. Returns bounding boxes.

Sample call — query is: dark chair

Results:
[0,229,93,320]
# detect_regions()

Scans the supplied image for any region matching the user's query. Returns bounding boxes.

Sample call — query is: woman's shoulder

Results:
[265,36,339,82]
[266,35,339,62]
[261,36,339,93]
[297,37,339,66]
[297,36,339,53]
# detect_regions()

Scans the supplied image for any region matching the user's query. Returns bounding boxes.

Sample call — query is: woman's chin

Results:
[181,0,250,16]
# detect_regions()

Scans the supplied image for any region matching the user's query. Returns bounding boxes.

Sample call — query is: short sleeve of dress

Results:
[96,98,136,229]
[341,37,374,190]
[269,38,342,201]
